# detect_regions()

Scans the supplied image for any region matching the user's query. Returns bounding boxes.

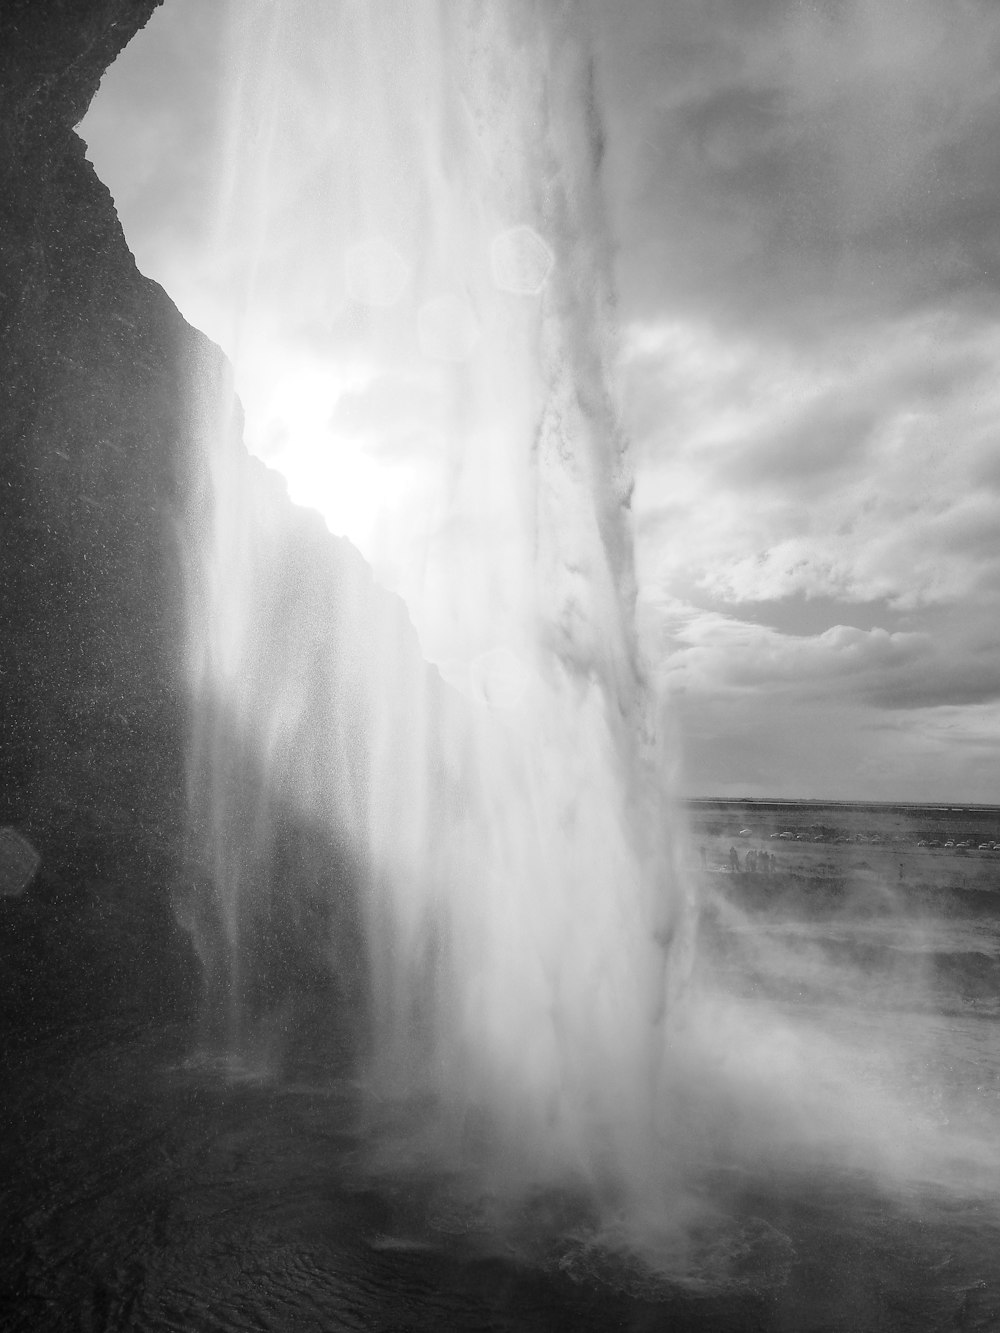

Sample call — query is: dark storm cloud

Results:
[596,0,1000,340]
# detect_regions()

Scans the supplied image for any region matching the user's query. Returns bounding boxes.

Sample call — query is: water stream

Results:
[176,0,695,1251]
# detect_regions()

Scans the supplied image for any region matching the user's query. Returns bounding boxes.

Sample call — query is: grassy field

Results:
[687,799,1000,896]
[687,800,1000,1017]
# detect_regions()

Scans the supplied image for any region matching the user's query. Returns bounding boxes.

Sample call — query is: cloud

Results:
[653,610,926,697]
[596,0,1000,339]
[645,597,1000,717]
[626,313,1000,614]
[642,603,1000,800]
[671,688,1000,802]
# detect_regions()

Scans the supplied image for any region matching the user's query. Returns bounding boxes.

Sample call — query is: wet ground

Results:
[2,1005,999,1332]
[3,837,1000,1331]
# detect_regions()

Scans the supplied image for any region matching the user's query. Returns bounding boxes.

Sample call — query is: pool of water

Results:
[2,994,999,1332]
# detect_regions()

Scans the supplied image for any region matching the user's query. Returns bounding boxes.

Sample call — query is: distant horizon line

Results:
[683,796,1000,812]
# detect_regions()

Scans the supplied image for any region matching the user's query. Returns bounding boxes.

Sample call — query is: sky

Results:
[79,0,1000,804]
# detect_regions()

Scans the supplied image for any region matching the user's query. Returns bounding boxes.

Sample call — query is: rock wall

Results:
[0,0,213,1028]
[2,0,185,867]
[0,0,443,1044]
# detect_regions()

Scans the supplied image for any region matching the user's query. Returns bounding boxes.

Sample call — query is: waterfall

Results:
[175,0,696,1236]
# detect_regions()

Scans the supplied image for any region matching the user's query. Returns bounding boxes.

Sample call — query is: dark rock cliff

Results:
[2,0,185,848]
[0,0,209,1029]
[0,1,440,1046]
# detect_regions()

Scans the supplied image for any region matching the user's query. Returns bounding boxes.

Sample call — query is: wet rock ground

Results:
[3,842,1000,1332]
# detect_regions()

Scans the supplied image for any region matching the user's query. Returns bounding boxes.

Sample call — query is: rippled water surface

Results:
[2,996,999,1332]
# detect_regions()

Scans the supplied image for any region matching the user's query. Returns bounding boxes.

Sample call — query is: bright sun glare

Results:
[243,360,397,556]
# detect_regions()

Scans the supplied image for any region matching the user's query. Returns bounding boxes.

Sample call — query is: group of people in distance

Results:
[699,845,778,873]
[722,846,775,873]
[698,842,778,874]
[736,846,774,874]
